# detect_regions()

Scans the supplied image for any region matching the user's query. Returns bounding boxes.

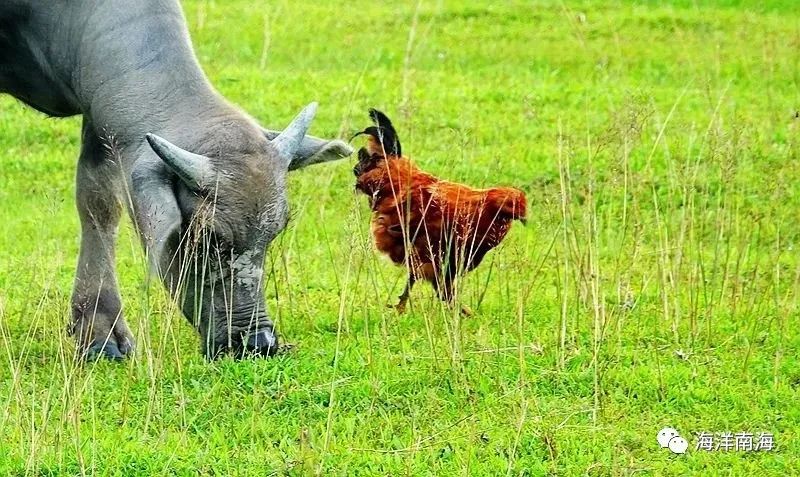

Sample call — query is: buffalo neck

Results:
[69,1,233,151]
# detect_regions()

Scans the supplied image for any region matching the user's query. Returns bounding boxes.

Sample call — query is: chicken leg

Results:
[434,275,473,317]
[393,274,416,313]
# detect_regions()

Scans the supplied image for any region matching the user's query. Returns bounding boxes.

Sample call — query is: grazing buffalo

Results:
[0,0,352,359]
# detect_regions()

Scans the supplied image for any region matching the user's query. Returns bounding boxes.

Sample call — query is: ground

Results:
[1,0,799,475]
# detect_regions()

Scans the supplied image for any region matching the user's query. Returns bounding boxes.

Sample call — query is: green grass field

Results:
[2,0,800,475]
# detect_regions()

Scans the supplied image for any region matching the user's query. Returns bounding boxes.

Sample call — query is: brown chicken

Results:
[352,109,527,314]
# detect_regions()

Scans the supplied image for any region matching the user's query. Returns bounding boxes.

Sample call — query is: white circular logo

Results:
[658,427,688,454]
[657,427,679,448]
[668,436,688,454]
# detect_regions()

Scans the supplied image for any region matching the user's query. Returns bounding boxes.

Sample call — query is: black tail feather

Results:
[367,108,402,156]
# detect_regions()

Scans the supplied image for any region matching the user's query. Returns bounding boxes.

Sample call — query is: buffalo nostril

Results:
[245,329,278,357]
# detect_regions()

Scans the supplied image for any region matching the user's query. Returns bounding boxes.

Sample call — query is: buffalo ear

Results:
[263,128,353,171]
[288,138,352,170]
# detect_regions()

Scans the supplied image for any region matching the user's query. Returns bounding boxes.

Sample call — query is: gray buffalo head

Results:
[132,102,351,359]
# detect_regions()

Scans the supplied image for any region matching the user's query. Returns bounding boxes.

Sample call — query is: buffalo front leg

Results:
[70,121,134,360]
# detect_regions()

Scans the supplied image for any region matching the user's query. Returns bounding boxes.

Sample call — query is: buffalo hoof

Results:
[83,336,134,361]
[71,312,135,362]
[241,328,279,358]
